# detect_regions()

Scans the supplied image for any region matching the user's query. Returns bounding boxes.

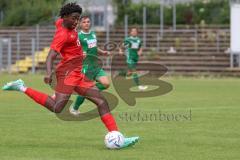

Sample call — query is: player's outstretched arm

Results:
[119,39,129,55]
[97,48,110,55]
[119,44,124,55]
[44,49,58,84]
[138,47,143,56]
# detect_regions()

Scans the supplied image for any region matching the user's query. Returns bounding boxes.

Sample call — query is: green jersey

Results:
[78,30,106,80]
[124,36,142,60]
[78,30,98,57]
[78,30,98,70]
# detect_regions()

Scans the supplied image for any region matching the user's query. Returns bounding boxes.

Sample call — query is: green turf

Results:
[0,74,240,160]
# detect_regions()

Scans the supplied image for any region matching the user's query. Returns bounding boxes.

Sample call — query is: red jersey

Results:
[50,19,83,70]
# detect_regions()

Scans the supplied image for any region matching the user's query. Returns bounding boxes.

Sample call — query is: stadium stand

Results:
[0,25,239,76]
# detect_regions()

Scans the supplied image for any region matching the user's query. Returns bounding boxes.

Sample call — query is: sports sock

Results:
[133,73,140,86]
[96,82,107,91]
[73,83,107,110]
[24,88,48,106]
[73,95,85,110]
[101,113,118,132]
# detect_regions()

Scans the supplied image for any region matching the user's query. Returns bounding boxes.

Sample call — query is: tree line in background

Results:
[113,0,230,25]
[0,0,65,26]
[0,0,230,26]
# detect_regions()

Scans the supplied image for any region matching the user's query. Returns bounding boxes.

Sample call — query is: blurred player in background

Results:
[70,14,110,116]
[2,2,139,148]
[119,27,148,91]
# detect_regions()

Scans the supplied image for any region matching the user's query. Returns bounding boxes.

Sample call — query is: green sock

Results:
[73,82,106,110]
[96,82,107,91]
[133,73,140,86]
[73,95,85,110]
[118,69,127,76]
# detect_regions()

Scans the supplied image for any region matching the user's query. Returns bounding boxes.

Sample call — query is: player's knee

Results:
[102,82,110,89]
[53,104,65,113]
[98,78,110,89]
[127,71,133,76]
[98,98,108,108]
[94,96,108,107]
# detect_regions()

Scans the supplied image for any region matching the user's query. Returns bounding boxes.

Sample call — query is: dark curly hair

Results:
[59,2,82,18]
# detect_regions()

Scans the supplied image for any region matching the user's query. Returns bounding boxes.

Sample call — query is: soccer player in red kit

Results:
[2,2,139,148]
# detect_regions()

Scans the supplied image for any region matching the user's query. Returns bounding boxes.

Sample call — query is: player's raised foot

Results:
[120,136,139,149]
[2,79,25,92]
[138,85,148,91]
[69,106,80,116]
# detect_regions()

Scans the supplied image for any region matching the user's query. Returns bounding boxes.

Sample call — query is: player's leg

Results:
[70,69,109,115]
[2,79,71,113]
[126,66,133,77]
[52,92,71,113]
[131,70,140,86]
[127,61,140,86]
[74,86,117,129]
[43,91,71,113]
[128,60,148,91]
[70,95,85,115]
[95,69,110,91]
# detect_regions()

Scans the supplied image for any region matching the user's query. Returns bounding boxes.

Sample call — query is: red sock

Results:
[101,113,118,132]
[25,88,49,107]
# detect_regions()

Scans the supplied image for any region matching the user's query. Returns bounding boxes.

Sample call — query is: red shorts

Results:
[54,69,94,95]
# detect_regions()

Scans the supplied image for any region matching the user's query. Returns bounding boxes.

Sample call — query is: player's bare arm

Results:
[98,48,110,55]
[119,43,125,55]
[44,49,58,84]
[138,47,142,56]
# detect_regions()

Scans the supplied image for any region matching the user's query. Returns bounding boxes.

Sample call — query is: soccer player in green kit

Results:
[70,14,110,115]
[119,27,148,91]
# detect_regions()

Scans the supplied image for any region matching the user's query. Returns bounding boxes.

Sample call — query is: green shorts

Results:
[82,65,107,81]
[127,58,138,70]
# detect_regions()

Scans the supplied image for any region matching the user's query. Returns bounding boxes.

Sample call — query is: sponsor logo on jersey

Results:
[87,39,97,48]
[131,42,139,49]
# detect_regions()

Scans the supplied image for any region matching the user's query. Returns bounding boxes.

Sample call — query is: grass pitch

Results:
[0,74,239,160]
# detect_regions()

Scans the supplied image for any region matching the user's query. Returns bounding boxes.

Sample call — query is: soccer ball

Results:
[104,131,125,149]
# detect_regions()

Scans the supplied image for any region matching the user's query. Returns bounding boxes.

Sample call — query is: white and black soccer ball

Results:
[104,131,125,149]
